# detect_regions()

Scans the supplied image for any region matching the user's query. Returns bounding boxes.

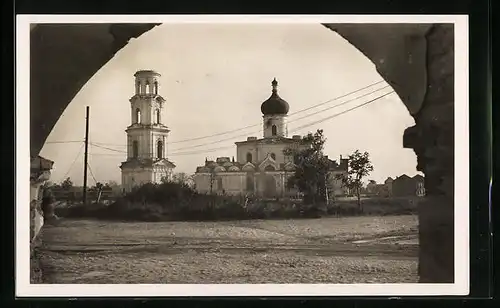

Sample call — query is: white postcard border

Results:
[16,14,469,297]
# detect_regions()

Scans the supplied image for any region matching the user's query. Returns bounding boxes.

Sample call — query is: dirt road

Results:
[38,215,419,284]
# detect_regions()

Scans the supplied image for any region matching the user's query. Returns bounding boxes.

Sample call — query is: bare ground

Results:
[38,215,419,284]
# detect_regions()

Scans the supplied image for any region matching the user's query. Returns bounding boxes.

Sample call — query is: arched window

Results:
[157,140,163,159]
[246,152,252,163]
[155,109,161,124]
[271,125,277,136]
[154,81,158,95]
[132,140,138,158]
[135,108,141,124]
[136,81,141,94]
[270,153,276,160]
[145,82,151,94]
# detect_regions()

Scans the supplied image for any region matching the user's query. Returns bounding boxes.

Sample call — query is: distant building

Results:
[120,70,176,193]
[392,174,425,197]
[384,177,394,196]
[366,180,378,194]
[193,79,348,198]
[366,179,391,197]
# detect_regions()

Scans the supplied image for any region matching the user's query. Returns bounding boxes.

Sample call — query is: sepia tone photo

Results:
[19,15,469,297]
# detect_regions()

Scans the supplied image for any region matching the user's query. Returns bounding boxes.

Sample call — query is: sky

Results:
[39,23,421,186]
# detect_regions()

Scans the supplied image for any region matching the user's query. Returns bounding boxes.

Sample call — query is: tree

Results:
[336,150,374,211]
[106,180,119,189]
[103,180,120,197]
[94,182,104,203]
[209,168,216,195]
[60,177,73,191]
[283,129,331,205]
[172,172,194,187]
[42,181,55,189]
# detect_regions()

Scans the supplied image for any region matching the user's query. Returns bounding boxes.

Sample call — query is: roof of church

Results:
[235,136,305,145]
[195,161,293,173]
[196,156,348,173]
[134,70,161,77]
[120,158,176,169]
[260,78,290,115]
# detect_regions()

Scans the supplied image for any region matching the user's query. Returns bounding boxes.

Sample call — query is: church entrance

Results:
[262,175,277,198]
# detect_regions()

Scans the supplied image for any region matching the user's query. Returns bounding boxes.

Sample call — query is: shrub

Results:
[53,182,418,222]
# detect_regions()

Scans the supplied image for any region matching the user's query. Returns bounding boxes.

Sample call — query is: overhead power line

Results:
[87,162,98,185]
[58,143,85,182]
[89,142,235,157]
[87,90,393,158]
[169,145,235,156]
[168,79,386,144]
[283,86,390,129]
[165,86,392,153]
[289,91,395,133]
[90,80,387,148]
[91,143,126,153]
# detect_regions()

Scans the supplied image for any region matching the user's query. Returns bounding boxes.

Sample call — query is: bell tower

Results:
[120,70,175,192]
[127,70,169,159]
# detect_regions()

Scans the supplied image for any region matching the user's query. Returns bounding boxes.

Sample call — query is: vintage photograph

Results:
[20,15,469,296]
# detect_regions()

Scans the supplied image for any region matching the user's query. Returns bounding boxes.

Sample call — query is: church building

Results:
[193,78,348,198]
[120,70,176,192]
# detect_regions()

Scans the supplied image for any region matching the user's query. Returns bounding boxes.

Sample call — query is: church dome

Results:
[260,78,290,115]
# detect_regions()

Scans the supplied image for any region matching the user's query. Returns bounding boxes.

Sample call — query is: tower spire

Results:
[272,78,278,94]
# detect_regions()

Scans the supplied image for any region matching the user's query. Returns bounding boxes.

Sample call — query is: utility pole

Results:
[82,106,90,205]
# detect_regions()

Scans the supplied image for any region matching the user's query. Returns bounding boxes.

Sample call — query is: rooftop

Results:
[134,70,161,77]
[260,78,290,115]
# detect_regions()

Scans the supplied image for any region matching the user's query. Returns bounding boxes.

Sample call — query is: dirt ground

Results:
[38,215,419,284]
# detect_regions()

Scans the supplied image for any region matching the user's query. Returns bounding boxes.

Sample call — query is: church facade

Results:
[120,70,176,193]
[194,79,348,198]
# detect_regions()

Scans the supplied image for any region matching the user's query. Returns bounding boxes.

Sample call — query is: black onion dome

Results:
[260,78,290,115]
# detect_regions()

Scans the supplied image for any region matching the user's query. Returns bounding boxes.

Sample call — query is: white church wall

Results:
[236,143,258,164]
[126,130,169,160]
[193,173,212,194]
[194,172,246,195]
[236,142,297,165]
[122,168,158,193]
[221,173,245,195]
[256,143,291,164]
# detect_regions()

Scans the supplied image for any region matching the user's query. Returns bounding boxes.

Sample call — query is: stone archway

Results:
[29,23,455,283]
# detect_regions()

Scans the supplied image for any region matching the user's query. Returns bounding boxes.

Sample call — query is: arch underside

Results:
[29,23,455,283]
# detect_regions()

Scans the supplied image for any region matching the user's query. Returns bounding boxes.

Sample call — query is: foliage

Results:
[41,184,55,204]
[55,194,418,222]
[171,172,195,187]
[60,177,73,191]
[336,150,374,210]
[283,129,331,204]
[106,180,119,188]
[89,182,103,192]
[42,181,55,189]
[125,181,196,207]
